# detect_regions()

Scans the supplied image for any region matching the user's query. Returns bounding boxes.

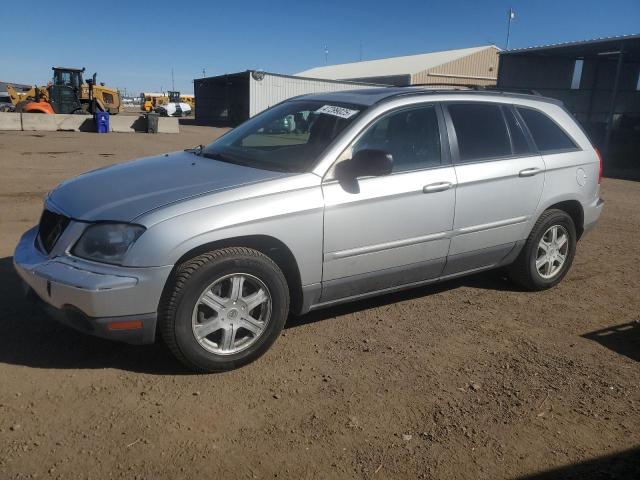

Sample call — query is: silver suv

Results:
[14,88,604,372]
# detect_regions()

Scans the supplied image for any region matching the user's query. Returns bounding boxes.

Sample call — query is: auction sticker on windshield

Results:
[316,105,360,119]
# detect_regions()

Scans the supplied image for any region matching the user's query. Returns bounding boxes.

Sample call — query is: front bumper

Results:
[14,226,173,345]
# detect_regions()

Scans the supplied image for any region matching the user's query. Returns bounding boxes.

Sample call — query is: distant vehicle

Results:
[140,92,194,112]
[0,92,14,112]
[140,92,166,112]
[179,94,195,110]
[7,67,122,115]
[155,91,192,117]
[14,87,603,372]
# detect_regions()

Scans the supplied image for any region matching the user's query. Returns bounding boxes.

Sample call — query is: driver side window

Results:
[349,105,442,173]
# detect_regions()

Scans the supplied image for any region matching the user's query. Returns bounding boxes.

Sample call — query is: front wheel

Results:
[508,209,577,291]
[159,247,290,372]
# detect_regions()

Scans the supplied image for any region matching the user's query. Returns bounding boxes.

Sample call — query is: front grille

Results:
[37,209,70,253]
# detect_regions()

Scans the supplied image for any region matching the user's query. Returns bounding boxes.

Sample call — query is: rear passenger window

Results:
[353,105,441,172]
[504,107,531,155]
[517,107,577,152]
[448,103,511,162]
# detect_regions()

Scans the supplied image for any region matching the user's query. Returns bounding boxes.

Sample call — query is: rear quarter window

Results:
[517,107,577,153]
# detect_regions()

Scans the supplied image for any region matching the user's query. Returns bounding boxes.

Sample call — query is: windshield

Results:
[201,100,365,173]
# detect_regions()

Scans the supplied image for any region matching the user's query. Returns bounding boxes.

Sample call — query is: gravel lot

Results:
[0,127,639,479]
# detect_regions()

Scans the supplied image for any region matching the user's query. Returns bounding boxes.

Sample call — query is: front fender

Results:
[125,182,324,286]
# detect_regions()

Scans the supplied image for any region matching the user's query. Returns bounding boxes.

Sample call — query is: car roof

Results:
[299,86,561,107]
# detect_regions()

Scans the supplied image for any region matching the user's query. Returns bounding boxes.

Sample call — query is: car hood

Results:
[49,151,289,222]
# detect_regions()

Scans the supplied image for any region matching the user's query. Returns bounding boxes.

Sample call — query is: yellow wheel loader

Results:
[7,67,123,115]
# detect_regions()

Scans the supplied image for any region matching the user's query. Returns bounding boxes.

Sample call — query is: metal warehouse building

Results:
[194,71,378,126]
[296,45,500,87]
[497,34,640,176]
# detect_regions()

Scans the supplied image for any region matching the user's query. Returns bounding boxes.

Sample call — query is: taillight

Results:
[595,148,603,184]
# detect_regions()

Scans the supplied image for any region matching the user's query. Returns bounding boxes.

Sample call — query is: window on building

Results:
[448,103,511,162]
[517,107,577,153]
[571,59,584,90]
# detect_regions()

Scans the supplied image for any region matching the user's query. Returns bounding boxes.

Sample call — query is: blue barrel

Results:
[94,111,110,133]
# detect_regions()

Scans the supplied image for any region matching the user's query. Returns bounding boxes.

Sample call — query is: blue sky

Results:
[2,0,638,95]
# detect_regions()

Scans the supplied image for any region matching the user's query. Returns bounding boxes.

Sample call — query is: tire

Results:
[508,209,577,291]
[15,100,29,113]
[159,247,289,372]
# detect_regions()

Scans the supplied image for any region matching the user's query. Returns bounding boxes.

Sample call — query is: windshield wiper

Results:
[202,151,300,173]
[184,144,205,155]
[201,151,240,163]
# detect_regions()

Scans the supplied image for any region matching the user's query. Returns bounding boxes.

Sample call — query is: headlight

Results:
[72,223,145,264]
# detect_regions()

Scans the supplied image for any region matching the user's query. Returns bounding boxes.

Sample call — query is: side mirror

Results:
[336,149,393,181]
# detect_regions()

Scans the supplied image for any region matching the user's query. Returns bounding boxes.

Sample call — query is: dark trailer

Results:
[193,71,380,127]
[498,34,640,177]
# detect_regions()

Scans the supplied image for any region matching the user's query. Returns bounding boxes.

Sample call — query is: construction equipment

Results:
[155,91,192,117]
[7,67,122,115]
[179,94,195,110]
[55,67,122,114]
[140,92,167,112]
[7,84,56,113]
[140,92,194,112]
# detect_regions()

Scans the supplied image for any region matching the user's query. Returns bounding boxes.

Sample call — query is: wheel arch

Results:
[163,234,304,315]
[544,200,585,239]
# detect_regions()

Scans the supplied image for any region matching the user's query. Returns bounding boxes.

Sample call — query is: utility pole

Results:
[359,41,363,61]
[171,68,175,91]
[202,68,206,78]
[505,8,515,50]
[323,44,329,64]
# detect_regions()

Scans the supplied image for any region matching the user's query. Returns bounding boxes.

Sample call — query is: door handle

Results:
[423,181,453,193]
[519,167,543,177]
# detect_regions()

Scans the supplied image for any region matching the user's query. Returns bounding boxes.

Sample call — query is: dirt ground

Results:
[0,127,639,480]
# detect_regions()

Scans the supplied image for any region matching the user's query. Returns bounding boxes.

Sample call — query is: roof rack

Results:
[400,82,474,90]
[397,83,542,96]
[482,85,542,96]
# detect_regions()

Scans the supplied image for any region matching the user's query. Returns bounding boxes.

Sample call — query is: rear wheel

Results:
[159,247,289,372]
[508,209,577,291]
[14,100,29,113]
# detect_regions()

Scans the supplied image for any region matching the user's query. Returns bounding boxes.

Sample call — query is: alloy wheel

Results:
[191,273,272,355]
[535,225,569,280]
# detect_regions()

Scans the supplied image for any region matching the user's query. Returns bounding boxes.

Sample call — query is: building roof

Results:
[501,33,640,60]
[194,70,386,86]
[296,45,498,80]
[0,81,32,92]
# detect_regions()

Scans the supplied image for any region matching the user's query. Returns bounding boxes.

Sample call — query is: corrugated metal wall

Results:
[194,73,249,125]
[411,47,500,86]
[249,73,375,117]
[498,54,640,133]
[498,52,640,167]
[497,55,574,89]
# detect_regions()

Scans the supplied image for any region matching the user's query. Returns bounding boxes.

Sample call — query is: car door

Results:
[443,101,545,275]
[320,103,457,303]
